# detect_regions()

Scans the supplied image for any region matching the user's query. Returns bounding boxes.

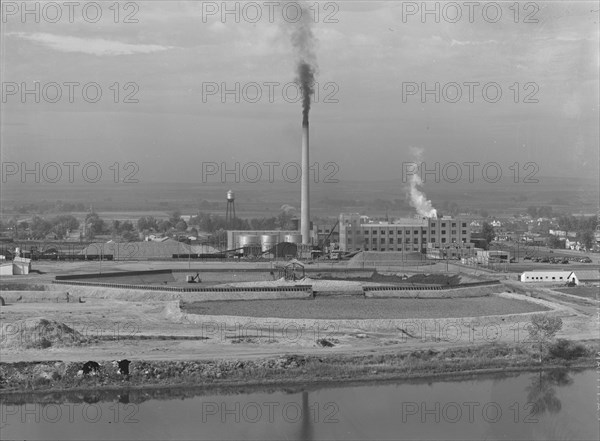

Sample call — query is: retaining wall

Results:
[55,269,172,280]
[363,281,503,298]
[48,283,313,302]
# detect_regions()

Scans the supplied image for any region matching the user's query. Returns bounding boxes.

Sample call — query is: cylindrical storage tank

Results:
[284,234,302,244]
[237,234,260,248]
[261,234,278,252]
[238,235,260,255]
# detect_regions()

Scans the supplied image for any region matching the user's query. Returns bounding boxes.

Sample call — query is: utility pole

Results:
[445,246,449,272]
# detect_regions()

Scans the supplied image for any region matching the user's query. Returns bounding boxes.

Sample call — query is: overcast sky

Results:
[1,1,598,184]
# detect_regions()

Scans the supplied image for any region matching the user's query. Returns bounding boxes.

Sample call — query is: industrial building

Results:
[476,249,510,264]
[337,214,471,253]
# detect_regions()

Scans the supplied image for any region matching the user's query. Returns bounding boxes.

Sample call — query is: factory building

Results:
[338,213,471,253]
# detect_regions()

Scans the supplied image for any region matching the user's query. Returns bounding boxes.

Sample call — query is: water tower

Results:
[225,190,236,227]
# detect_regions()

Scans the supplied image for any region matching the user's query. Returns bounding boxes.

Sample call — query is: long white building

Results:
[520,271,579,285]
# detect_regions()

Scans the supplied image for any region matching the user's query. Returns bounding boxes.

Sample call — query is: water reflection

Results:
[299,391,313,441]
[1,369,596,441]
[525,369,571,416]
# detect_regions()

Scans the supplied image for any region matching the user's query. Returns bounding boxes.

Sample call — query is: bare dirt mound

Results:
[0,318,89,350]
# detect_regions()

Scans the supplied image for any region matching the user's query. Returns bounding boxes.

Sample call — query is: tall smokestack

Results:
[289,3,317,245]
[301,121,310,244]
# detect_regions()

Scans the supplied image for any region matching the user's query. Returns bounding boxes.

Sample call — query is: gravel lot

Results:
[183,295,548,319]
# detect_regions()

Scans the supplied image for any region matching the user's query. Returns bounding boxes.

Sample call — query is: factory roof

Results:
[362,218,428,227]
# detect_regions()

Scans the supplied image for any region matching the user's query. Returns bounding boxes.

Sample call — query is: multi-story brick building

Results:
[338,213,472,253]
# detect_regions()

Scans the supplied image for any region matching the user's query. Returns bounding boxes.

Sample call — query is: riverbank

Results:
[1,340,596,396]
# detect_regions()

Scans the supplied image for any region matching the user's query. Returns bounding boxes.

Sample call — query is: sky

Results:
[1,1,598,184]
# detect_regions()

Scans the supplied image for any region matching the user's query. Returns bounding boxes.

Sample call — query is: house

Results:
[520,271,579,285]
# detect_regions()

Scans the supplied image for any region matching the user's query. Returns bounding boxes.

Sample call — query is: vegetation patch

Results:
[1,341,595,393]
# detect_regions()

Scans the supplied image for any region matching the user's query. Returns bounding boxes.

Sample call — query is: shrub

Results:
[549,339,589,360]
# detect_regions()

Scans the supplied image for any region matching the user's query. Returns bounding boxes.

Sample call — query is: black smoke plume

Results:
[289,2,317,126]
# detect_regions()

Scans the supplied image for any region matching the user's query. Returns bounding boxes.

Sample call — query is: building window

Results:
[462,222,467,227]
[413,238,418,244]
[441,223,446,227]
[462,230,467,235]
[442,238,446,243]
[452,230,457,235]
[373,230,377,234]
[398,238,403,244]
[430,238,435,243]
[452,223,456,227]
[431,222,436,227]
[389,238,394,244]
[441,230,446,234]
[413,230,418,235]
[380,238,385,244]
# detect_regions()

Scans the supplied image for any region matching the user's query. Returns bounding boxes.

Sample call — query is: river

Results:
[1,369,597,440]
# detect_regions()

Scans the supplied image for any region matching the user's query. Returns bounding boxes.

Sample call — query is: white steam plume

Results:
[407,147,437,218]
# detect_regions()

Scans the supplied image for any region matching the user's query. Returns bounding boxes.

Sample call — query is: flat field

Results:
[554,286,599,299]
[183,296,548,320]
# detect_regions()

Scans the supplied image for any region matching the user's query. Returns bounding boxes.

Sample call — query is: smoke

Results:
[289,2,317,125]
[407,147,438,218]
